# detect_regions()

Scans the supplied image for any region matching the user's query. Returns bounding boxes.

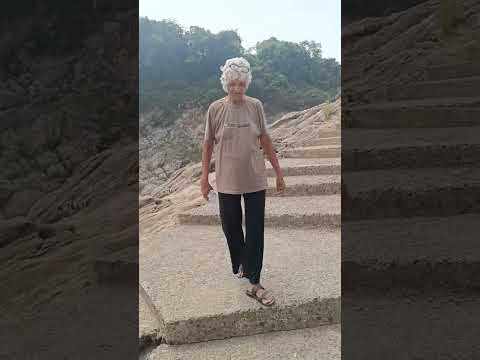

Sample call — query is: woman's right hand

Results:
[200,177,213,200]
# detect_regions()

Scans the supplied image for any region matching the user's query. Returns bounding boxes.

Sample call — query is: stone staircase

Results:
[140,131,341,358]
[343,62,480,290]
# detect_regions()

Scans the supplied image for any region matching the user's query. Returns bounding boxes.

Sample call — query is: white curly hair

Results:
[220,57,252,93]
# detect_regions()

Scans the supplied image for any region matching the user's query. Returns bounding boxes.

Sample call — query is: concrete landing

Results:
[140,225,340,344]
[178,195,341,228]
[143,324,340,360]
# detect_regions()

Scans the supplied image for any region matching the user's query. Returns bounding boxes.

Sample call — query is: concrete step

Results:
[93,246,138,285]
[302,136,340,146]
[343,167,480,220]
[140,225,340,345]
[317,129,340,138]
[142,324,340,360]
[387,76,480,101]
[342,214,480,289]
[426,62,480,81]
[283,145,340,159]
[342,295,480,358]
[266,175,340,196]
[178,195,341,228]
[140,287,163,351]
[342,127,480,170]
[344,99,480,128]
[266,158,340,177]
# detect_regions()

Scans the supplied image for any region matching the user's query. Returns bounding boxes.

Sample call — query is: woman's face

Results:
[227,79,247,99]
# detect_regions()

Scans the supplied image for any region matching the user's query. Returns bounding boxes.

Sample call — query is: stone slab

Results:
[266,158,340,177]
[343,214,480,263]
[343,167,480,220]
[426,62,480,81]
[140,289,163,351]
[178,195,341,228]
[140,225,340,344]
[387,76,480,100]
[343,214,480,289]
[343,295,480,359]
[342,127,480,170]
[283,145,340,159]
[344,106,480,128]
[266,175,340,196]
[142,324,340,360]
[303,136,340,146]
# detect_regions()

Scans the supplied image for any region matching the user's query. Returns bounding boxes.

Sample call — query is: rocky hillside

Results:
[139,97,340,237]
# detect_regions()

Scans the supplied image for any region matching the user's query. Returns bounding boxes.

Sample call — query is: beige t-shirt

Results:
[204,96,268,194]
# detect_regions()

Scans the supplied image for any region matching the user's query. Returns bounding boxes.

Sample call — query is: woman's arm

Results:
[259,133,282,177]
[200,142,214,199]
[259,133,285,193]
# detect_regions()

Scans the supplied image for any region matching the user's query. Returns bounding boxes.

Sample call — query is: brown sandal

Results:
[246,285,275,307]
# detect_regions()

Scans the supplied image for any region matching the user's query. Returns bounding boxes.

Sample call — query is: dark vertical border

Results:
[0,1,139,358]
[342,0,480,358]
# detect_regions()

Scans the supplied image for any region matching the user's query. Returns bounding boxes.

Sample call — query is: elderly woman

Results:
[200,57,286,307]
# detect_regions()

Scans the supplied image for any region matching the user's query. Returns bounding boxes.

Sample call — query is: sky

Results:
[139,0,340,62]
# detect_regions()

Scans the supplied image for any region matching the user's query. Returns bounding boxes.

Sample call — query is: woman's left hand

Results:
[276,176,286,194]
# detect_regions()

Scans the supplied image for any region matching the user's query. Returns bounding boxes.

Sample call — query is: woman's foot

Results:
[236,264,246,279]
[246,284,275,306]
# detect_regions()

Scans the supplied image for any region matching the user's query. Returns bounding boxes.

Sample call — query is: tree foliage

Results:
[139,17,340,126]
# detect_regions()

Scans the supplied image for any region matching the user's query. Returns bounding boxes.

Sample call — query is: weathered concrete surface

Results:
[140,225,340,344]
[265,157,340,177]
[178,195,340,228]
[343,294,480,360]
[140,289,163,351]
[344,98,480,128]
[343,127,480,170]
[426,62,480,81]
[343,127,480,150]
[283,145,340,159]
[343,167,480,220]
[343,214,480,264]
[342,214,480,289]
[387,76,480,100]
[303,136,340,146]
[266,175,340,196]
[142,324,340,360]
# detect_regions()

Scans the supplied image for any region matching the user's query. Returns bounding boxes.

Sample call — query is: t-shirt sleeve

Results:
[204,104,215,145]
[256,100,268,135]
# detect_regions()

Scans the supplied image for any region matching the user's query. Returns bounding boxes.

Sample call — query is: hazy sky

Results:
[140,0,340,62]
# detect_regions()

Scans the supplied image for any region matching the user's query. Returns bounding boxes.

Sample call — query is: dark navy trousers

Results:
[218,190,266,285]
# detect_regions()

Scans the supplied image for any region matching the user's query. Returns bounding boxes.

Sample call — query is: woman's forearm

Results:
[201,142,213,180]
[260,134,283,178]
